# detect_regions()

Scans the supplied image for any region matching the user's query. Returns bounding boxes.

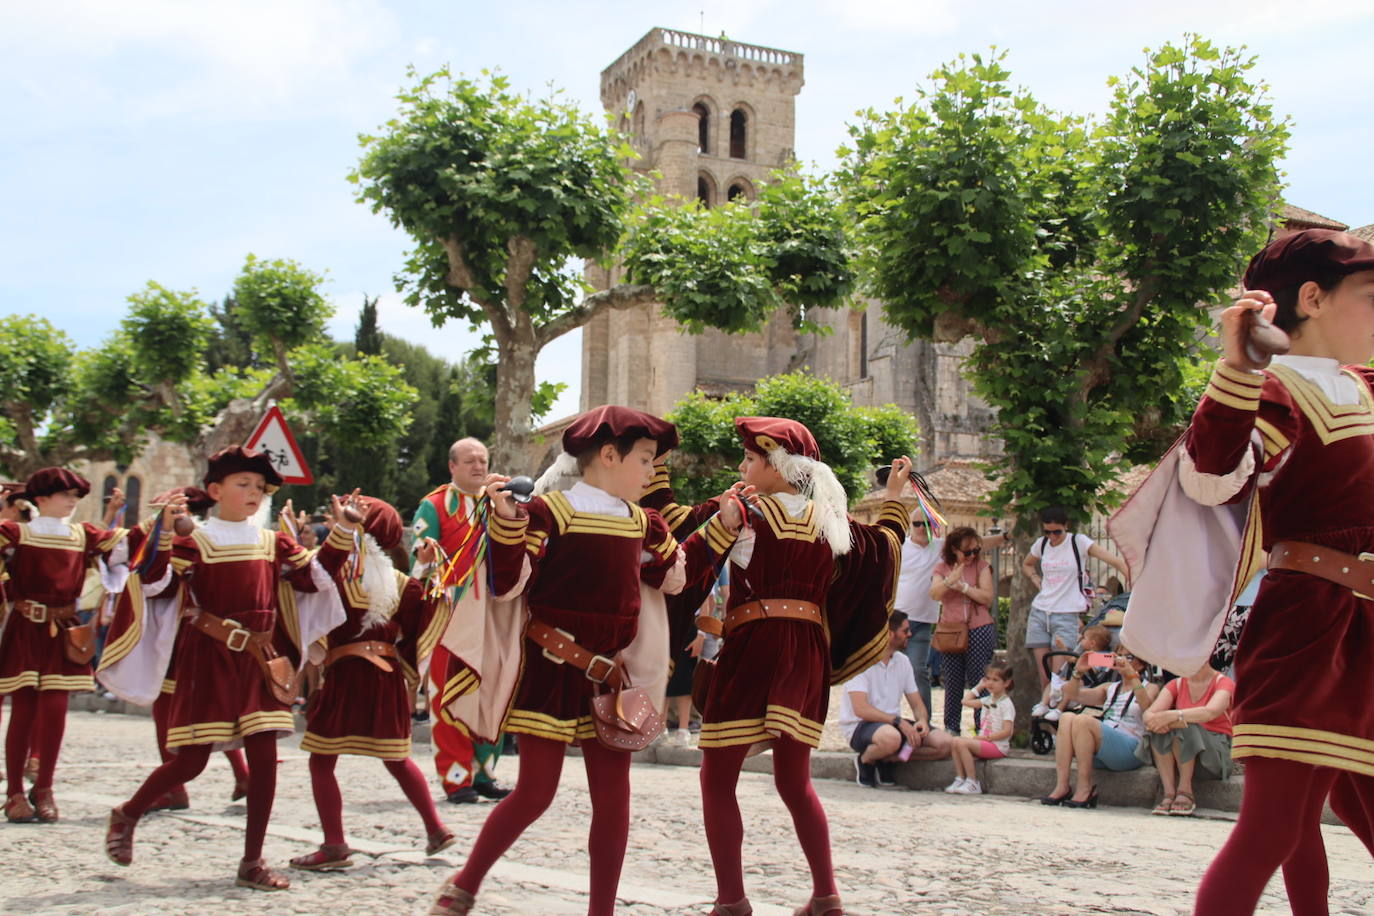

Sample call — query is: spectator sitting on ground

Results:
[1040,643,1159,808]
[946,659,1016,795]
[1031,625,1116,723]
[1137,662,1235,816]
[840,611,949,789]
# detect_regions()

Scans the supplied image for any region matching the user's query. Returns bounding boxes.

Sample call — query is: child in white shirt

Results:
[946,659,1015,795]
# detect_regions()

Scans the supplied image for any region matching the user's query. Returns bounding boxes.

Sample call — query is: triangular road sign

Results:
[244,405,313,485]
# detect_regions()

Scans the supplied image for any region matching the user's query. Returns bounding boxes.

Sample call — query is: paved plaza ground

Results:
[1,710,1369,915]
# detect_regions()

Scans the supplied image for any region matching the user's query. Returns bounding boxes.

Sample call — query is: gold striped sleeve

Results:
[642,464,670,499]
[648,530,680,563]
[325,524,355,552]
[171,555,192,574]
[1204,360,1264,411]
[662,503,692,530]
[1254,417,1291,461]
[489,511,529,546]
[97,527,130,552]
[703,514,738,556]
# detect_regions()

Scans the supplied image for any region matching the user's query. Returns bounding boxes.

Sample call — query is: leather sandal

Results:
[1152,794,1175,816]
[429,876,476,915]
[231,775,250,802]
[236,858,290,891]
[793,895,843,916]
[711,899,753,915]
[289,844,353,871]
[426,828,457,856]
[106,806,137,865]
[28,787,58,823]
[1170,791,1197,816]
[5,792,38,823]
[23,756,39,785]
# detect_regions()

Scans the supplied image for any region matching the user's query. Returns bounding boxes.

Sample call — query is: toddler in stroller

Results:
[1028,625,1116,755]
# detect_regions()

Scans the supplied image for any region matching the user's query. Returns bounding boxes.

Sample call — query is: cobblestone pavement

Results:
[1,711,1370,915]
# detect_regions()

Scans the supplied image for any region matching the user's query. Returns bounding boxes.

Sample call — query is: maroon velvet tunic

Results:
[1187,361,1374,776]
[301,567,448,759]
[0,519,129,693]
[696,496,906,751]
[152,524,348,749]
[488,489,706,744]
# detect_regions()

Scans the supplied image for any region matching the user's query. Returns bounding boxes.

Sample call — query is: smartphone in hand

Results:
[1085,652,1116,668]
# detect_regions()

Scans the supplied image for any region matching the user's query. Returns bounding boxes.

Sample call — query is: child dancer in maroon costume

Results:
[697,418,910,916]
[1115,230,1374,914]
[430,406,739,916]
[105,447,353,891]
[291,496,456,870]
[0,467,156,823]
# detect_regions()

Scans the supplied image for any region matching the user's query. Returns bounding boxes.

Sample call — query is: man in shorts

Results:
[839,611,950,788]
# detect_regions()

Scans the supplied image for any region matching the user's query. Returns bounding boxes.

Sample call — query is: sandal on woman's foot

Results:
[236,858,290,891]
[793,895,844,916]
[1170,791,1196,816]
[426,828,457,856]
[429,876,475,915]
[23,757,39,785]
[105,806,137,865]
[289,844,353,871]
[1152,794,1175,816]
[711,898,752,915]
[5,793,38,824]
[28,787,58,822]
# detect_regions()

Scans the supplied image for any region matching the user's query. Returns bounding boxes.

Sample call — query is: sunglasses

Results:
[1042,527,1067,536]
[958,547,982,556]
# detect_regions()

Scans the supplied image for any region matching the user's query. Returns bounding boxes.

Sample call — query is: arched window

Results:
[123,475,142,526]
[632,102,645,139]
[728,183,747,202]
[696,172,716,209]
[729,109,748,159]
[692,102,710,154]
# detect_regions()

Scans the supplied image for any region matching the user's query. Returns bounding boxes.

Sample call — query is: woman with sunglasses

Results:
[928,527,996,736]
[1040,645,1158,808]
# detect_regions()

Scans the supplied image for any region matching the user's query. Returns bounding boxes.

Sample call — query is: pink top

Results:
[931,559,993,631]
[1164,673,1236,736]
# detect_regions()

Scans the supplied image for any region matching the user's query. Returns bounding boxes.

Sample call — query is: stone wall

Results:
[71,435,199,527]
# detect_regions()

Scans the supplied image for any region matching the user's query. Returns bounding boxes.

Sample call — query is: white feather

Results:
[356,533,400,633]
[534,452,582,496]
[767,449,852,556]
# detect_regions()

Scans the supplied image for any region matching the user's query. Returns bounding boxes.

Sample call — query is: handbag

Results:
[61,615,99,665]
[590,667,665,752]
[931,577,972,655]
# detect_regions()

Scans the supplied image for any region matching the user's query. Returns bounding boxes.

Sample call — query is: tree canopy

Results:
[352,68,854,469]
[667,371,919,507]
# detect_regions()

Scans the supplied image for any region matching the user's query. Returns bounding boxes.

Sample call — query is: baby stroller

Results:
[1028,650,1079,755]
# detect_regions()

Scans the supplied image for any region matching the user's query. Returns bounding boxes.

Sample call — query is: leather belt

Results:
[188,610,274,656]
[525,619,624,690]
[1269,540,1374,600]
[324,640,399,672]
[14,600,77,626]
[722,599,822,637]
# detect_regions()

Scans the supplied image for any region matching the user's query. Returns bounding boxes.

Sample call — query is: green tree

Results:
[841,37,1288,723]
[667,372,919,506]
[355,296,383,356]
[352,68,854,468]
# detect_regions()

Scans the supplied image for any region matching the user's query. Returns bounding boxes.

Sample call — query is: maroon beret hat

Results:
[735,416,821,461]
[562,405,679,457]
[357,496,403,551]
[203,446,284,491]
[1243,229,1374,293]
[21,467,91,501]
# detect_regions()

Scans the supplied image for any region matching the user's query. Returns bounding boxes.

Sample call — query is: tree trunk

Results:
[1003,524,1043,738]
[489,331,538,475]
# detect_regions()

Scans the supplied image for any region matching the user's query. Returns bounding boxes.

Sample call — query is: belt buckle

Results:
[585,655,616,684]
[224,625,251,653]
[23,602,47,624]
[541,627,576,665]
[1356,553,1374,601]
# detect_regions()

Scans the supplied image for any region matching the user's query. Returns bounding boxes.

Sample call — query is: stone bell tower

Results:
[580,28,807,414]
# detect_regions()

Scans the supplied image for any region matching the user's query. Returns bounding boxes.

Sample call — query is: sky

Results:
[3,0,1371,423]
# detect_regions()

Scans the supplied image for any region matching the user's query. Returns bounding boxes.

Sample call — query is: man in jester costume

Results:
[411,438,517,803]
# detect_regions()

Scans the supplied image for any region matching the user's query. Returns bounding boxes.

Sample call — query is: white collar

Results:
[1273,354,1342,378]
[773,491,808,518]
[202,515,264,547]
[566,481,630,517]
[1272,354,1360,406]
[29,516,71,535]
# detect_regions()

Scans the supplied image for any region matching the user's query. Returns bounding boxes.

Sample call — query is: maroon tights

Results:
[4,688,67,795]
[151,693,248,787]
[307,753,445,845]
[1196,757,1374,915]
[123,731,280,861]
[701,738,836,904]
[450,735,631,916]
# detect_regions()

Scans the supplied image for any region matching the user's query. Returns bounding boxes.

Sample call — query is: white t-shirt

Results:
[977,694,1015,753]
[1030,532,1094,613]
[1100,681,1147,739]
[838,652,917,741]
[894,534,944,624]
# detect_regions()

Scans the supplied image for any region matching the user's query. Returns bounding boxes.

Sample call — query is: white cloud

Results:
[3,0,400,125]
